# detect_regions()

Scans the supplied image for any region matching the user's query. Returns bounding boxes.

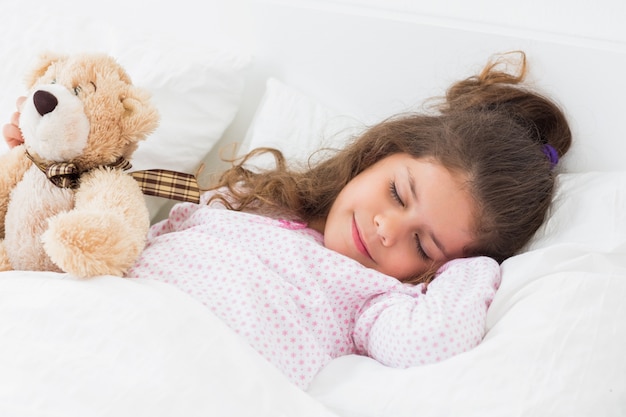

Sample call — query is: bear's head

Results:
[19,52,159,171]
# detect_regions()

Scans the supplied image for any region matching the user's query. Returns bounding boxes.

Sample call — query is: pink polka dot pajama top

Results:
[126,196,501,389]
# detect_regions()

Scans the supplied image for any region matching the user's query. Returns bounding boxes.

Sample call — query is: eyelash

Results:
[414,236,429,260]
[389,181,429,260]
[389,181,404,206]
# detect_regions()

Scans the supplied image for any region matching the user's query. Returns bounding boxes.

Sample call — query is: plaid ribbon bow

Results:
[43,161,80,188]
[130,169,200,203]
[26,151,82,189]
[26,150,201,203]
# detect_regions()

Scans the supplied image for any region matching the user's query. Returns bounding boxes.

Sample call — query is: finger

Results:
[3,123,24,147]
[16,96,26,110]
[10,111,20,126]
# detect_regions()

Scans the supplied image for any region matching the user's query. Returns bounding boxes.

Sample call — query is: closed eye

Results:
[414,235,430,260]
[389,180,404,206]
[390,179,430,260]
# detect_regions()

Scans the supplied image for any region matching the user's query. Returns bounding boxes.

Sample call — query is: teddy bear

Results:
[0,52,160,278]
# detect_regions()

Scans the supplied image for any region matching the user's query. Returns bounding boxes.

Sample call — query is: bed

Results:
[1,0,625,415]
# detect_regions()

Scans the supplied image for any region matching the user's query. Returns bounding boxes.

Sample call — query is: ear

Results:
[24,52,68,89]
[120,87,160,143]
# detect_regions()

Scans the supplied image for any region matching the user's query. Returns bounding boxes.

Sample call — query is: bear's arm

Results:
[0,145,31,237]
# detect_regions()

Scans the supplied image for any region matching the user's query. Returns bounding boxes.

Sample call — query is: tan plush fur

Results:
[0,53,159,277]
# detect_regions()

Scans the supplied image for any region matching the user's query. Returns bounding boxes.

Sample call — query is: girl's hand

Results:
[2,97,26,148]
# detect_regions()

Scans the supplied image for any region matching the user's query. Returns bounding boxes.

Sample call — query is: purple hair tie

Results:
[542,144,559,168]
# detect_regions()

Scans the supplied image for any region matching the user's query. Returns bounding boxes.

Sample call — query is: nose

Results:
[33,90,58,116]
[374,214,396,247]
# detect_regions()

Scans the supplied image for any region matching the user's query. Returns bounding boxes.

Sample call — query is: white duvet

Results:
[0,271,336,417]
[0,172,624,416]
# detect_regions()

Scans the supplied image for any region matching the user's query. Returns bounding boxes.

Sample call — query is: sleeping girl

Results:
[3,51,572,389]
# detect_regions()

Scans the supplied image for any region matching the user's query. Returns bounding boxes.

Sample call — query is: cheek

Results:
[376,251,427,281]
[322,218,346,257]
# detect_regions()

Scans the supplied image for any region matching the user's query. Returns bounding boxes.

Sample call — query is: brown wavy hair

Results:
[207,51,572,284]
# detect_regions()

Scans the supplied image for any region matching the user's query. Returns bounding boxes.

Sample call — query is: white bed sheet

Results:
[0,271,337,417]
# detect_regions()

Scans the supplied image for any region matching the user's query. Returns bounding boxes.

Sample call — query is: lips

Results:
[351,215,372,260]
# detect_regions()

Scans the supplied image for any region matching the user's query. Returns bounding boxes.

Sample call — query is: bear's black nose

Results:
[33,90,58,116]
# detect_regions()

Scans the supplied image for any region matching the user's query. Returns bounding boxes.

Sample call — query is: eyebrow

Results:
[406,166,417,199]
[406,166,450,259]
[430,232,450,259]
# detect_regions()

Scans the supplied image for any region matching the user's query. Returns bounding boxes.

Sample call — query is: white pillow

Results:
[0,4,250,220]
[526,171,626,252]
[242,78,364,168]
[488,170,626,323]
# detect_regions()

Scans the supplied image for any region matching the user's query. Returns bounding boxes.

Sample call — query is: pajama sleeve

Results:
[352,256,501,367]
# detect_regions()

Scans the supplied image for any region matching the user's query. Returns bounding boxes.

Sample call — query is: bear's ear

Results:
[120,87,160,144]
[24,52,68,89]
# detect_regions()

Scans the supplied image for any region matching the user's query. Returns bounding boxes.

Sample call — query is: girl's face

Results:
[320,153,476,280]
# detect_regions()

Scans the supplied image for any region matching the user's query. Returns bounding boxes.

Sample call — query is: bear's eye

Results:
[73,85,82,95]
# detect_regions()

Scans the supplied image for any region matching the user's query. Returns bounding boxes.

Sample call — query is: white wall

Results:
[3,0,625,173]
[220,0,626,173]
[256,0,626,48]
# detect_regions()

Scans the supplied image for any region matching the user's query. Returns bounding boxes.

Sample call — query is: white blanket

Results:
[0,271,336,417]
[1,172,625,416]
